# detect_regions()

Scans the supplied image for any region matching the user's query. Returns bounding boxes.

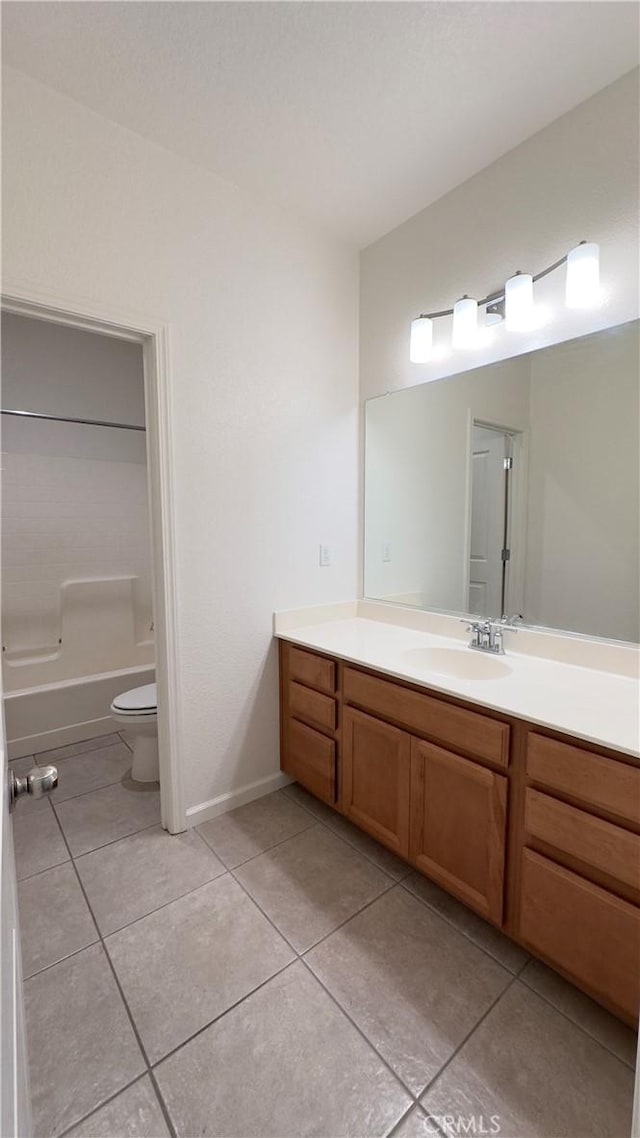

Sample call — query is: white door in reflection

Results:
[468,425,512,618]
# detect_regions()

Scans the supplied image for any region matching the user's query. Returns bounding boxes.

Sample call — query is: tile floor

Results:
[12,736,638,1138]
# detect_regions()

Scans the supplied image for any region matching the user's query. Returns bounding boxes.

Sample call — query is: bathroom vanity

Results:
[276,612,640,1026]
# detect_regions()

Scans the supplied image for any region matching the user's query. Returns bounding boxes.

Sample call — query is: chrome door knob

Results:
[10,765,58,812]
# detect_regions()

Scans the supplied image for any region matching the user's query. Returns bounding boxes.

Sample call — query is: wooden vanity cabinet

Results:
[516,731,640,1022]
[279,640,640,1025]
[342,707,411,857]
[280,642,338,805]
[410,739,507,923]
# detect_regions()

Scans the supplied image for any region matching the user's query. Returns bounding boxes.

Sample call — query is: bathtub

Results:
[3,577,155,758]
[4,664,155,760]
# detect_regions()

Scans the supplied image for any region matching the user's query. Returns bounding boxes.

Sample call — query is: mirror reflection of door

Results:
[468,425,513,617]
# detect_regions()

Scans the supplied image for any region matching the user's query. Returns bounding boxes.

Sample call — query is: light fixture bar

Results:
[412,248,574,322]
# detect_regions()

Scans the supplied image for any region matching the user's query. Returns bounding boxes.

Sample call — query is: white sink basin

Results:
[402,645,512,681]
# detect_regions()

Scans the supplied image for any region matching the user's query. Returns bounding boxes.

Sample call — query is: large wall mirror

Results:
[364,319,639,643]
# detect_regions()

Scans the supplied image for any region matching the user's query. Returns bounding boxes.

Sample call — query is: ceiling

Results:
[2,2,638,247]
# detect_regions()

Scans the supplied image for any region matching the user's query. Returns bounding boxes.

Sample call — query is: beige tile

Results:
[322,811,412,880]
[13,801,70,880]
[156,961,411,1138]
[392,1107,436,1138]
[25,943,145,1137]
[106,874,294,1063]
[403,871,528,973]
[307,886,510,1095]
[520,958,638,1068]
[35,733,122,763]
[18,862,98,977]
[55,781,160,856]
[77,824,226,934]
[65,1077,170,1138]
[235,824,392,952]
[51,741,133,802]
[197,789,315,868]
[281,780,338,823]
[422,982,634,1138]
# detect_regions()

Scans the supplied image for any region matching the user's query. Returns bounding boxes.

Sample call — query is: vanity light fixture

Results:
[409,315,433,363]
[409,241,600,361]
[504,272,534,331]
[566,241,600,308]
[452,296,479,349]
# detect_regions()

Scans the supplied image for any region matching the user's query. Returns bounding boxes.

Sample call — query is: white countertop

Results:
[274,608,640,758]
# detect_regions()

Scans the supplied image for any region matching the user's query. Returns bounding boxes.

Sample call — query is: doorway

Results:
[467,421,526,620]
[0,292,183,833]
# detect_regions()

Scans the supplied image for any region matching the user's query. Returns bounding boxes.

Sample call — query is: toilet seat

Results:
[111,682,157,716]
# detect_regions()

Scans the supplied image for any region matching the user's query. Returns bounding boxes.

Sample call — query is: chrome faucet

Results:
[462,616,520,655]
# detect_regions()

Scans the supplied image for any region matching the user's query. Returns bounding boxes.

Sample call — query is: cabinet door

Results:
[410,738,507,924]
[342,708,410,857]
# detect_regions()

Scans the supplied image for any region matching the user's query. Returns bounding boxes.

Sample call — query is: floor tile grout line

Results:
[95,867,230,941]
[56,1073,151,1138]
[196,814,318,871]
[23,935,101,983]
[44,800,179,1138]
[396,876,525,976]
[419,972,521,1104]
[386,1099,448,1138]
[226,864,419,1101]
[230,852,398,963]
[259,788,638,1069]
[299,954,421,1105]
[148,957,297,1071]
[146,1066,178,1138]
[514,972,638,1070]
[280,784,411,881]
[50,799,162,859]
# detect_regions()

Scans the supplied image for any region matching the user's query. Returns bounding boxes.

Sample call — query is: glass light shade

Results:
[409,316,433,362]
[452,297,478,349]
[505,273,534,331]
[566,242,600,308]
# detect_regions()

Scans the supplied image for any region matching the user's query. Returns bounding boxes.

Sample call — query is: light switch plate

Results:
[319,544,332,567]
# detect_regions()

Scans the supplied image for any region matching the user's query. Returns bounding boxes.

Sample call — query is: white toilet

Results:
[110,682,159,782]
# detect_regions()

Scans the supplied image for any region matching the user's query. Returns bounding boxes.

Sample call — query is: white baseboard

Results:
[7,716,115,760]
[185,770,293,828]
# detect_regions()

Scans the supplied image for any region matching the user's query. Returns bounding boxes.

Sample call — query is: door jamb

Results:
[1,285,185,833]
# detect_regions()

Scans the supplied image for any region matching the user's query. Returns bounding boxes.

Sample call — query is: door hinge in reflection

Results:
[503,457,513,470]
[501,548,511,561]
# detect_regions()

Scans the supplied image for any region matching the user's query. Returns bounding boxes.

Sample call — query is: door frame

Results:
[1,283,185,833]
[463,412,528,620]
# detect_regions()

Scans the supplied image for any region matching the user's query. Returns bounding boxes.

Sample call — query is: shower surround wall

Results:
[1,314,154,755]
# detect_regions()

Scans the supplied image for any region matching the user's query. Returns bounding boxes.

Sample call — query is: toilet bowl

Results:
[110,682,159,782]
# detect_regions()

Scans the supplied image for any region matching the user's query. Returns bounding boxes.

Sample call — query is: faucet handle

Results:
[499,614,523,627]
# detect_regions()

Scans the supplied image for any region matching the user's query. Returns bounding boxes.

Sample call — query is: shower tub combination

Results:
[4,577,154,760]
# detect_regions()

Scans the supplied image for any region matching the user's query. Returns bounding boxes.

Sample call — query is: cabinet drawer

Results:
[343,666,509,768]
[283,719,336,804]
[518,849,640,1023]
[525,789,640,902]
[288,645,336,695]
[289,681,336,734]
[526,733,640,827]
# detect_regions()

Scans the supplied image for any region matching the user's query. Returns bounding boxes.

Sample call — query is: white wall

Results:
[360,68,639,403]
[1,67,359,818]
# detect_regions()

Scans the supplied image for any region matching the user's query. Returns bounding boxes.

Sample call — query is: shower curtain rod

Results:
[1,408,146,432]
